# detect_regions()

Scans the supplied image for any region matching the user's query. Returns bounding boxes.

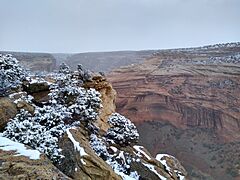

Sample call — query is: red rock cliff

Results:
[108,43,240,179]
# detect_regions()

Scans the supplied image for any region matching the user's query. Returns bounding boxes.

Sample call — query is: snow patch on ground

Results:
[66,129,88,165]
[0,134,41,160]
[156,154,185,180]
[106,159,139,180]
[110,146,118,153]
[133,145,151,160]
[156,154,172,173]
[156,153,173,160]
[175,171,185,180]
[80,159,86,165]
[143,163,167,180]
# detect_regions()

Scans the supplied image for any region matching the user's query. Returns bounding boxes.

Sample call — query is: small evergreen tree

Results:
[0,54,26,94]
[77,64,92,82]
[59,63,71,74]
[106,113,139,145]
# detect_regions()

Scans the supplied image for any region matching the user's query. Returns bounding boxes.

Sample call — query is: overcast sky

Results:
[0,0,239,53]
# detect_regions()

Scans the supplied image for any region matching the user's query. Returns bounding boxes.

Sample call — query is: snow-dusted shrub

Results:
[0,54,26,94]
[77,64,92,82]
[89,134,139,179]
[105,150,141,180]
[34,104,71,129]
[3,106,70,162]
[90,134,109,159]
[106,113,139,145]
[49,84,102,122]
[59,63,71,74]
[72,88,102,121]
[9,92,34,105]
[3,110,39,144]
[0,69,11,95]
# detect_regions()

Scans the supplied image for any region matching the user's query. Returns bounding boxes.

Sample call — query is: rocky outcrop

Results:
[0,98,17,131]
[57,128,121,180]
[84,75,116,132]
[108,43,240,179]
[0,144,69,179]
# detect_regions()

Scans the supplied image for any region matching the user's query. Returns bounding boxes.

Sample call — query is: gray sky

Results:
[0,0,240,53]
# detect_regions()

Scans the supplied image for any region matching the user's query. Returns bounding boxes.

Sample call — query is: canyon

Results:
[2,42,240,179]
[108,43,240,179]
[0,54,186,180]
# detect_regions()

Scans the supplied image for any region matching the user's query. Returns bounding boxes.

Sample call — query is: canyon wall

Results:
[108,43,240,179]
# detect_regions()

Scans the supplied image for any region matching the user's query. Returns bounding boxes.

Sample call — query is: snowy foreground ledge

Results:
[66,129,88,165]
[0,133,41,160]
[156,154,185,180]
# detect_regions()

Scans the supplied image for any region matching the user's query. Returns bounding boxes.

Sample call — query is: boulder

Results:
[0,98,17,131]
[57,128,121,180]
[0,144,70,179]
[23,81,49,94]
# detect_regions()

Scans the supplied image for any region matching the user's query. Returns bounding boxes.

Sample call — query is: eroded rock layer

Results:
[108,43,240,179]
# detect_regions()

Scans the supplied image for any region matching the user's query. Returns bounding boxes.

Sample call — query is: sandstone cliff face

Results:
[84,76,116,132]
[108,43,240,179]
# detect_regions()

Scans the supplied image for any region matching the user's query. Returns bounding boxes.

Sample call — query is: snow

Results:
[81,159,87,165]
[0,134,41,160]
[106,159,139,180]
[117,151,126,164]
[28,78,47,84]
[143,163,167,180]
[89,134,140,179]
[9,92,34,105]
[8,92,23,98]
[156,154,172,172]
[129,171,140,179]
[110,146,118,153]
[133,145,151,160]
[156,154,186,179]
[66,129,88,157]
[115,171,137,180]
[156,153,172,160]
[175,171,185,180]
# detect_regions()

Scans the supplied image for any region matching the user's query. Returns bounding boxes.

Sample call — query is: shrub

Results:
[77,64,92,82]
[106,113,139,145]
[0,54,26,95]
[59,63,71,74]
[49,85,102,122]
[3,109,66,162]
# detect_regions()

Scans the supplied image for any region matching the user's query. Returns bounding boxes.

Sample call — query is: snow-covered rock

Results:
[0,133,41,160]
